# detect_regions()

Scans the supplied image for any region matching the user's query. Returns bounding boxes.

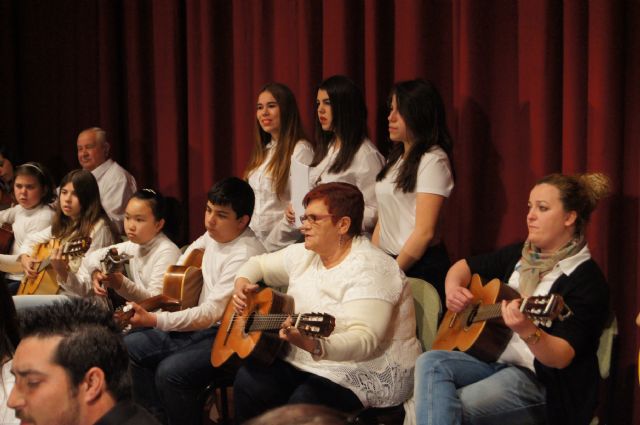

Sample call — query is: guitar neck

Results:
[241,313,307,332]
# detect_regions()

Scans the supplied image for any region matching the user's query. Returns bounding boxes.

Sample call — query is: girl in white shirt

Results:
[19,170,119,288]
[373,80,454,302]
[0,162,56,294]
[245,83,314,250]
[307,75,384,233]
[55,188,180,302]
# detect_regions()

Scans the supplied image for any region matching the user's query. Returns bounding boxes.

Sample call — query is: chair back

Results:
[408,277,442,351]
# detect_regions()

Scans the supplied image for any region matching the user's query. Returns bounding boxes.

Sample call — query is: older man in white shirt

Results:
[76,127,137,232]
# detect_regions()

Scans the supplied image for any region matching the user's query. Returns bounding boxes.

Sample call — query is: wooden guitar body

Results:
[18,239,63,295]
[212,288,295,367]
[17,237,92,296]
[432,275,520,362]
[162,248,204,310]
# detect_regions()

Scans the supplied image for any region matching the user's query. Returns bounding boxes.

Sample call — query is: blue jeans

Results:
[125,327,218,425]
[414,350,547,425]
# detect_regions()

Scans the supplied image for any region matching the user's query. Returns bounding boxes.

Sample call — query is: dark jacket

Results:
[466,242,609,425]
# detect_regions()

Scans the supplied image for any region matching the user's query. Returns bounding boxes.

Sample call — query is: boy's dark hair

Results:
[207,177,255,220]
[19,298,132,401]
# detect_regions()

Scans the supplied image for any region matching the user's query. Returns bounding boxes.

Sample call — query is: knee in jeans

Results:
[416,350,448,372]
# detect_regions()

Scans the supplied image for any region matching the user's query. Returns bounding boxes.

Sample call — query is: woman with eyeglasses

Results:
[373,79,454,303]
[245,83,314,251]
[306,76,384,233]
[232,182,421,423]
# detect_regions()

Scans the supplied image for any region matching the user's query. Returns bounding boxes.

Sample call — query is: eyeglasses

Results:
[299,214,334,224]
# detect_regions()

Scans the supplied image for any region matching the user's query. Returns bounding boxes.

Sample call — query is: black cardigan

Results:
[466,243,609,425]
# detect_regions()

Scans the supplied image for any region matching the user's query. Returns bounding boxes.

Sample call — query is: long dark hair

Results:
[51,169,117,240]
[14,162,57,205]
[0,279,19,363]
[376,79,454,193]
[244,83,309,198]
[311,75,368,174]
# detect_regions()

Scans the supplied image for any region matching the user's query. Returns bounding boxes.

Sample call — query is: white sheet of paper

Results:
[290,158,310,227]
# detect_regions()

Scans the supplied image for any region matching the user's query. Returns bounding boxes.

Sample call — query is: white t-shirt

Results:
[0,203,54,280]
[375,147,454,255]
[155,228,266,332]
[248,140,314,242]
[308,139,384,232]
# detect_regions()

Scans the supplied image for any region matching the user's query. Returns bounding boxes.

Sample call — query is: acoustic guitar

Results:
[161,248,204,310]
[211,287,335,367]
[0,223,14,254]
[432,274,572,362]
[110,248,204,329]
[17,237,92,295]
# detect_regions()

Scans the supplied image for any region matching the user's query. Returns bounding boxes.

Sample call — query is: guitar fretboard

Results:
[231,313,307,332]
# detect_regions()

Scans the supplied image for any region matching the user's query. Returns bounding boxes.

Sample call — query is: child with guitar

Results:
[54,188,180,301]
[17,169,118,297]
[413,173,611,425]
[121,178,265,425]
[0,162,56,294]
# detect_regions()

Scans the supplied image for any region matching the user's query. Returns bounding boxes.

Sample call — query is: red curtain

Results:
[2,0,639,421]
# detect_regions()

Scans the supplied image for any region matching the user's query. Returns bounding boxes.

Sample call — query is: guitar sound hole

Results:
[465,305,479,327]
[243,312,256,334]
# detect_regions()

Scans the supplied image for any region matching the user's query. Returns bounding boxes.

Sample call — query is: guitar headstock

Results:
[62,237,92,258]
[520,294,573,327]
[100,248,133,274]
[297,313,336,338]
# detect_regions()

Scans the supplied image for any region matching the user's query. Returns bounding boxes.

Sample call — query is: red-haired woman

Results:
[232,182,421,423]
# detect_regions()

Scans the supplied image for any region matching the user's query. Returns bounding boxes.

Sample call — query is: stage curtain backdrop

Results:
[1,0,638,421]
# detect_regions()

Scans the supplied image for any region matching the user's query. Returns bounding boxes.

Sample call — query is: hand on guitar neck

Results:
[19,237,92,280]
[92,248,133,297]
[92,269,125,297]
[232,279,324,356]
[113,295,181,331]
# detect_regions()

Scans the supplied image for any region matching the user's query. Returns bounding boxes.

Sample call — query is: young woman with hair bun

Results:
[413,172,611,425]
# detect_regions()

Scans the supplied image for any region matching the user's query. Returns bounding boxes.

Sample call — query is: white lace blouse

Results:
[236,237,422,407]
